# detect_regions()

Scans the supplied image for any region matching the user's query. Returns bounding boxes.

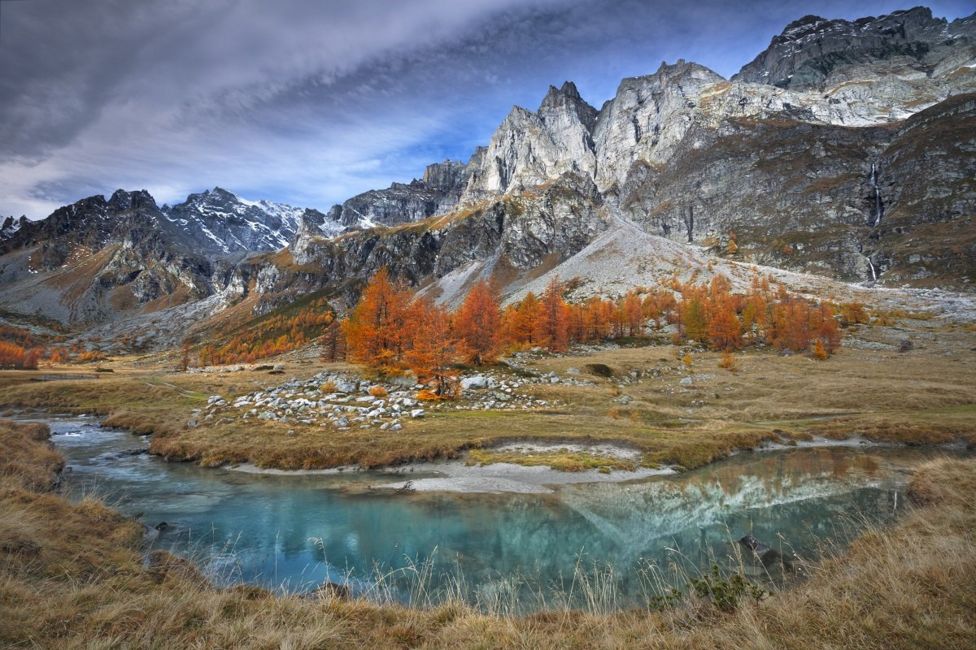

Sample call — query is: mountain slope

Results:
[0,188,335,326]
[160,187,334,253]
[325,161,470,228]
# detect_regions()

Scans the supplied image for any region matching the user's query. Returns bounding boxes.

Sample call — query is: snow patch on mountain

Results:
[160,187,344,253]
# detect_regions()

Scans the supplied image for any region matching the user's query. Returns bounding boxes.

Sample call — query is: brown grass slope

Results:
[1,419,975,648]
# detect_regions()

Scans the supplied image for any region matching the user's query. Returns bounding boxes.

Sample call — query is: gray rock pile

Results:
[191,367,583,431]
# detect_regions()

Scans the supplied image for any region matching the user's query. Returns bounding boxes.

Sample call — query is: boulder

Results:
[461,375,490,390]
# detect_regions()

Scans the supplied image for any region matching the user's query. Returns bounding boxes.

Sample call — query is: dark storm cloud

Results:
[1,0,973,218]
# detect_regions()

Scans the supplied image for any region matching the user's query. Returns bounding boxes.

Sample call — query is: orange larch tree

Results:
[405,299,459,395]
[679,289,709,344]
[770,297,811,352]
[343,268,414,372]
[810,303,841,355]
[539,279,570,351]
[455,280,501,365]
[502,292,543,347]
[707,292,741,351]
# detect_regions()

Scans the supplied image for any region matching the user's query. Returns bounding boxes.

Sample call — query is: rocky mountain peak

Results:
[590,60,725,190]
[108,189,157,212]
[0,216,27,240]
[539,80,598,131]
[735,6,974,89]
[539,80,583,106]
[421,160,466,192]
[161,187,312,253]
[327,159,472,229]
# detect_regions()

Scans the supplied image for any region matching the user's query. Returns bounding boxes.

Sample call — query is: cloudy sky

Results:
[1,0,972,218]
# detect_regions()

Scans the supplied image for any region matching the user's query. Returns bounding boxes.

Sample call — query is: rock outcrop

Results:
[462,82,598,200]
[326,160,470,228]
[735,7,976,90]
[284,172,606,308]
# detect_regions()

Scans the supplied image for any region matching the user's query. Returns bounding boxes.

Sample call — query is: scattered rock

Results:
[461,375,490,390]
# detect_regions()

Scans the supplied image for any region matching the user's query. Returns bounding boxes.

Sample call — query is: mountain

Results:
[1,6,973,344]
[735,7,976,90]
[325,160,470,228]
[0,216,26,240]
[0,187,335,326]
[461,81,599,201]
[160,187,335,253]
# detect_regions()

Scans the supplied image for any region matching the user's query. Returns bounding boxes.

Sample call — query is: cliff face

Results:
[735,7,976,90]
[461,82,599,202]
[284,172,606,308]
[325,160,471,228]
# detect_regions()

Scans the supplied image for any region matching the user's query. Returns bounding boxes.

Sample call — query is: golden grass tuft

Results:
[0,419,64,490]
[466,449,638,473]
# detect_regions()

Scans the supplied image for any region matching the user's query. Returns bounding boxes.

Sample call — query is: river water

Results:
[44,416,960,611]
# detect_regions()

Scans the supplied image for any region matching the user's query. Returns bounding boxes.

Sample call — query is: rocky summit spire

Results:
[538,80,597,131]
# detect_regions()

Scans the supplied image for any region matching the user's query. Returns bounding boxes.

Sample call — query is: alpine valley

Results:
[2,6,974,349]
[4,6,976,650]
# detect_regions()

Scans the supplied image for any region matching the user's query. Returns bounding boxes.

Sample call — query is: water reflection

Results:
[46,417,955,609]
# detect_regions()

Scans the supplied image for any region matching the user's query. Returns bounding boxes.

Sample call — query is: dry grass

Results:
[0,315,974,473]
[0,418,974,648]
[466,449,638,472]
[0,419,64,490]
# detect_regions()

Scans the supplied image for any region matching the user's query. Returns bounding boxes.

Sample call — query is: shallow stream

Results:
[44,416,962,611]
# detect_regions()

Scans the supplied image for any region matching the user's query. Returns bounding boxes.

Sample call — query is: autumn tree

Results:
[583,296,614,341]
[679,290,709,343]
[708,293,741,350]
[502,292,543,347]
[405,299,459,395]
[810,303,841,355]
[770,298,811,352]
[343,268,414,371]
[320,318,346,362]
[455,280,501,365]
[707,276,741,350]
[813,339,828,360]
[642,290,675,329]
[179,341,192,372]
[539,279,570,351]
[620,290,644,337]
[741,290,768,343]
[0,342,22,368]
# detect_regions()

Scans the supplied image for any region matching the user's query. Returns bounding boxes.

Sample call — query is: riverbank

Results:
[2,305,975,474]
[2,418,974,648]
